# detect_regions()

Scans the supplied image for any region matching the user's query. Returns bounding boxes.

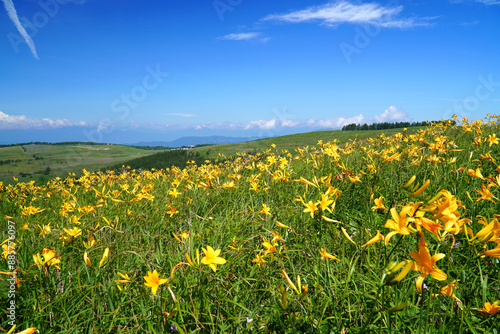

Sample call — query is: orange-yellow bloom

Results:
[115,272,132,284]
[168,188,181,198]
[371,197,387,211]
[433,280,462,307]
[172,231,190,242]
[259,203,271,216]
[319,248,340,261]
[201,246,227,272]
[276,221,292,229]
[12,327,37,334]
[341,227,356,244]
[83,251,92,267]
[166,206,178,217]
[303,200,318,218]
[262,238,279,256]
[280,270,307,298]
[20,205,45,216]
[318,194,334,212]
[2,242,15,259]
[476,300,500,315]
[251,252,267,266]
[362,230,384,247]
[475,184,497,203]
[63,227,82,240]
[416,217,443,241]
[483,244,500,258]
[99,247,109,268]
[487,134,499,146]
[384,206,415,245]
[467,167,484,180]
[143,269,168,295]
[409,237,447,293]
[33,248,61,269]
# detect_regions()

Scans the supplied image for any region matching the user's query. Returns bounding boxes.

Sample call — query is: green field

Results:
[0,143,166,184]
[0,128,419,185]
[1,118,500,333]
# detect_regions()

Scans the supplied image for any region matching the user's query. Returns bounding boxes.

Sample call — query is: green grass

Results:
[1,120,500,333]
[0,143,166,184]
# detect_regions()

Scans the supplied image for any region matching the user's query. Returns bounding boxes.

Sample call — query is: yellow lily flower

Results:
[371,197,387,211]
[99,247,109,268]
[252,252,267,266]
[143,269,168,295]
[319,248,340,261]
[84,251,92,268]
[201,246,227,272]
[476,300,500,315]
[341,227,356,245]
[362,230,384,247]
[384,206,415,245]
[409,236,447,293]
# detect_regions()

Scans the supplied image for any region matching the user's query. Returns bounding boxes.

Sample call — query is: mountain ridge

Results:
[129,135,264,148]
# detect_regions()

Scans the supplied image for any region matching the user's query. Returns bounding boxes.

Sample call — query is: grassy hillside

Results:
[192,127,424,159]
[1,117,499,333]
[0,143,166,184]
[0,128,422,184]
[113,127,424,172]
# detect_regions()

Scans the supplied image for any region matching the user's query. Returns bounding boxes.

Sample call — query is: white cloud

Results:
[0,111,87,129]
[244,119,277,130]
[262,1,435,28]
[281,119,300,128]
[335,114,366,127]
[1,0,38,59]
[218,32,269,42]
[167,113,196,117]
[374,106,409,123]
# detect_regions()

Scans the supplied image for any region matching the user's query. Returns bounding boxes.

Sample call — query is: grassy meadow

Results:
[1,116,500,333]
[0,143,166,184]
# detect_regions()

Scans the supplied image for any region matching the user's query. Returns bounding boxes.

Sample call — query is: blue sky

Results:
[1,0,499,144]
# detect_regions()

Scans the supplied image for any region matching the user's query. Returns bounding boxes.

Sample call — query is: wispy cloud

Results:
[218,32,269,42]
[0,111,88,129]
[262,1,435,28]
[244,119,278,130]
[167,113,196,118]
[475,0,500,4]
[460,20,480,26]
[1,0,39,59]
[450,0,500,4]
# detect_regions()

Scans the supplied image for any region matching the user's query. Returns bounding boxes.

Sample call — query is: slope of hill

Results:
[0,143,166,184]
[108,127,422,172]
[130,135,262,148]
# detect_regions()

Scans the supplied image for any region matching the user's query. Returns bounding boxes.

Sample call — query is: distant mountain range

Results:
[129,135,263,148]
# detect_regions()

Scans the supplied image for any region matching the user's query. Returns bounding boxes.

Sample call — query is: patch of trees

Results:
[341,120,454,131]
[0,159,22,165]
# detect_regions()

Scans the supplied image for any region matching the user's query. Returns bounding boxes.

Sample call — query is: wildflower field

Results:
[1,115,500,333]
